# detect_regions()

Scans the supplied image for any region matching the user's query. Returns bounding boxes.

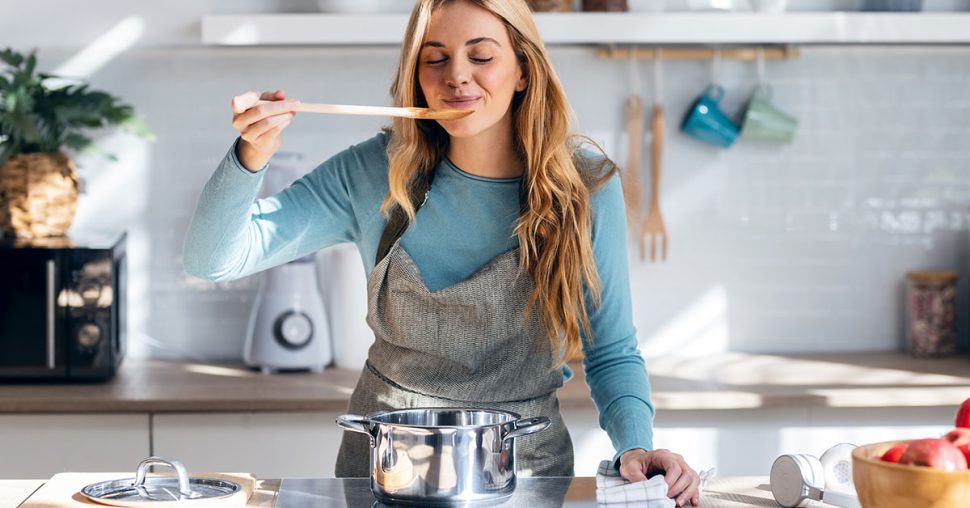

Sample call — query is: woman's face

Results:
[417,0,527,139]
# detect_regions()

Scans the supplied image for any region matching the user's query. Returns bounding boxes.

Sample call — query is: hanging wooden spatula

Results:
[292,103,473,120]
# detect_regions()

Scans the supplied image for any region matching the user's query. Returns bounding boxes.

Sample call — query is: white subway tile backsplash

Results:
[12,41,962,360]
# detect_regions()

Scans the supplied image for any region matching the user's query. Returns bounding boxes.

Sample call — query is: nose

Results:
[444,60,471,88]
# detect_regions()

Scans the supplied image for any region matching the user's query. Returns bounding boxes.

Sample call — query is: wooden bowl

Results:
[853,440,970,508]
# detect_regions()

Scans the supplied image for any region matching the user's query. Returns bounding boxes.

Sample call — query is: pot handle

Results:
[504,416,551,442]
[336,414,377,446]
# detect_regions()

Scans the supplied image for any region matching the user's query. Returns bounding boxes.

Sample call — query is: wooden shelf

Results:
[201,12,970,46]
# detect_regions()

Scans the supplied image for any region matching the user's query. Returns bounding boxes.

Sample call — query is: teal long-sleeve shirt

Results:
[183,132,654,464]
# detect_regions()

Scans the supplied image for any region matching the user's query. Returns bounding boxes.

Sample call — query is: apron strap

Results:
[375,168,435,265]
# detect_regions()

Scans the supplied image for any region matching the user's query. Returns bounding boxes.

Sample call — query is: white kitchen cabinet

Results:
[0,414,149,479]
[154,406,955,478]
[0,407,955,480]
[151,412,345,478]
[563,406,954,476]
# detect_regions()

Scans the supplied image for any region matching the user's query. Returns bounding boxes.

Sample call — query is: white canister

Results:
[317,243,373,369]
[750,0,787,12]
[686,0,752,10]
[317,0,413,13]
[628,0,666,11]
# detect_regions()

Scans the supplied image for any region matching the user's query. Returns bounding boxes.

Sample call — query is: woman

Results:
[184,0,700,505]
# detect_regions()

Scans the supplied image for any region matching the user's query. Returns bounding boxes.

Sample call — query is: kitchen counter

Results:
[2,351,969,413]
[3,480,42,507]
[5,476,786,507]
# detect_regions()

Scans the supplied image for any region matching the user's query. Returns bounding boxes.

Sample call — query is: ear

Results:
[516,60,529,92]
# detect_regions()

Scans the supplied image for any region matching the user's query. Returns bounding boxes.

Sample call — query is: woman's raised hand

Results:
[231,89,300,172]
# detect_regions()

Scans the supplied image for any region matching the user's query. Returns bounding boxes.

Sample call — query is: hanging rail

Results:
[597,45,800,61]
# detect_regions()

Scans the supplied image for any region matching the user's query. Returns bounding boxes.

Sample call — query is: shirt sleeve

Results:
[182,136,380,281]
[581,170,656,467]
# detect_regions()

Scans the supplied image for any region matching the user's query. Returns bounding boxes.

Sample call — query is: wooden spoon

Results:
[641,103,668,262]
[622,95,647,260]
[293,103,472,120]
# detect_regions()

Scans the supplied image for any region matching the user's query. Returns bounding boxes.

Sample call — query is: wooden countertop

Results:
[3,480,42,507]
[5,477,785,507]
[1,352,969,413]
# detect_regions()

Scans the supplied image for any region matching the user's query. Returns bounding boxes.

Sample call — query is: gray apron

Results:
[334,235,575,478]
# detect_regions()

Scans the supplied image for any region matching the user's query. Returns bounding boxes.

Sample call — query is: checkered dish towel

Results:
[595,459,717,507]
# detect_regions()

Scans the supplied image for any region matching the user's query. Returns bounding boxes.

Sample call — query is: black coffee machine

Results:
[0,231,126,381]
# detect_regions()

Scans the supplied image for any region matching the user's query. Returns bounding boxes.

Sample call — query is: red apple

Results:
[880,443,909,463]
[944,428,970,446]
[899,438,968,471]
[943,428,970,465]
[956,397,970,428]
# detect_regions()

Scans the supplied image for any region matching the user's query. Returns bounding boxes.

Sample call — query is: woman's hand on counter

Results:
[619,448,700,507]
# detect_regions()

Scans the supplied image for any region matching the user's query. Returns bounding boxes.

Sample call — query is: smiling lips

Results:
[443,96,480,109]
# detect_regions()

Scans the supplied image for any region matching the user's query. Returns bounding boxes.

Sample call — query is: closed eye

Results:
[423,57,494,65]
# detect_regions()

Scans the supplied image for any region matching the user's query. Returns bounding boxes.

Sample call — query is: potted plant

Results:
[0,47,153,239]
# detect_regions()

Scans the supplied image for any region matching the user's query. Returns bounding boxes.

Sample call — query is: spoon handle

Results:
[293,103,471,120]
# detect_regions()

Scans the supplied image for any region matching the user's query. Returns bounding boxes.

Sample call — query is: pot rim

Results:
[362,407,523,430]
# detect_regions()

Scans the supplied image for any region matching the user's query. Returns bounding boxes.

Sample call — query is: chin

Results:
[438,118,487,138]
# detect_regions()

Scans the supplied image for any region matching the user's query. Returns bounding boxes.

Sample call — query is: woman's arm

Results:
[583,170,700,506]
[581,172,656,464]
[182,135,387,281]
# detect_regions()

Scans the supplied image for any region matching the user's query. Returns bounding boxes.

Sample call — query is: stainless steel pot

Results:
[336,407,550,506]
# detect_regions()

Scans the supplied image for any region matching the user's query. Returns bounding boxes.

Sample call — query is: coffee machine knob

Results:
[77,322,102,348]
[273,311,313,349]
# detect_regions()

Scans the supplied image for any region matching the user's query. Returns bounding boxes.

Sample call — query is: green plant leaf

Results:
[63,132,92,151]
[80,141,117,162]
[24,52,36,79]
[0,48,24,67]
[0,47,153,162]
[120,115,155,141]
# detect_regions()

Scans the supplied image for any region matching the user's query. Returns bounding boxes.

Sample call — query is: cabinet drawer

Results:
[152,412,344,478]
[0,414,149,479]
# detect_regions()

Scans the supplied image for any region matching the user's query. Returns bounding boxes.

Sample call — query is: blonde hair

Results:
[382,0,616,368]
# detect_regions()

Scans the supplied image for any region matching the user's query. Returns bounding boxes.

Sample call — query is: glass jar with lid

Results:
[905,271,958,357]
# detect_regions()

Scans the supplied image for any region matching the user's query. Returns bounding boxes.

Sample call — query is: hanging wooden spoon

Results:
[641,103,668,262]
[622,94,647,260]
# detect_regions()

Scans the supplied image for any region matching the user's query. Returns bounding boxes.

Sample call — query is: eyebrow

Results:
[422,37,501,49]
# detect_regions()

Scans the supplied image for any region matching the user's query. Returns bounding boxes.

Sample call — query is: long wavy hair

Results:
[382,0,616,368]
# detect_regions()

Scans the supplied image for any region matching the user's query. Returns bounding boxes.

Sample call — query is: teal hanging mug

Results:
[740,85,798,144]
[681,85,739,148]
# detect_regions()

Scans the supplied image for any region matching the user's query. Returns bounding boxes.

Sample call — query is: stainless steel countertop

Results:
[278,477,592,508]
[6,477,784,507]
[275,476,785,507]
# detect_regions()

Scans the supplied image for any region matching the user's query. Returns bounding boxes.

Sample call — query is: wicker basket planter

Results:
[0,152,79,239]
